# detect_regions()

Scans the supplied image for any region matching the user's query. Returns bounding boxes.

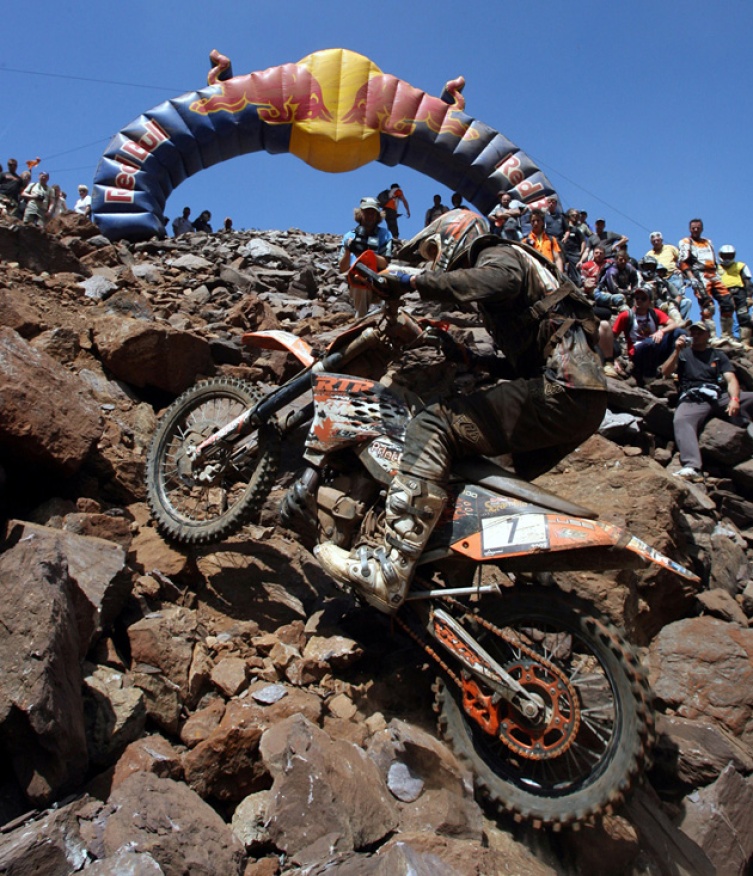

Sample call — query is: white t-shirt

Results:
[74,194,91,215]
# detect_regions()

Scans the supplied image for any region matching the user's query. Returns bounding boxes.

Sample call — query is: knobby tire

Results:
[146,378,281,545]
[433,585,653,827]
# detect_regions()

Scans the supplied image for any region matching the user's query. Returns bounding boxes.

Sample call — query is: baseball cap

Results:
[689,321,710,332]
[360,197,380,211]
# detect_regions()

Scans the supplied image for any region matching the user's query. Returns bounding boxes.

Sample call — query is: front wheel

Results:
[146,378,280,545]
[434,586,653,827]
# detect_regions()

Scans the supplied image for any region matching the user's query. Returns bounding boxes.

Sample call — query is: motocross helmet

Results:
[719,245,736,263]
[396,208,489,272]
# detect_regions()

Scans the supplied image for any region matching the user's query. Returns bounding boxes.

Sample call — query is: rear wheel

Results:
[434,586,653,827]
[146,378,280,545]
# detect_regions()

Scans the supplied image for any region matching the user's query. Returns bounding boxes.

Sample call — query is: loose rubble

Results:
[1,213,753,874]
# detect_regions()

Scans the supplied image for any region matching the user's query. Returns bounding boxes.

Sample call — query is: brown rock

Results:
[259,713,398,859]
[102,772,245,875]
[0,533,88,803]
[112,733,183,789]
[127,607,199,699]
[677,764,753,876]
[0,327,102,474]
[182,721,265,804]
[180,698,226,748]
[211,656,250,697]
[653,714,753,789]
[649,616,753,746]
[93,314,215,394]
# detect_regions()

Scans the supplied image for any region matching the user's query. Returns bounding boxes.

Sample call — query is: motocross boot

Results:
[720,315,743,348]
[315,474,447,615]
[741,326,753,348]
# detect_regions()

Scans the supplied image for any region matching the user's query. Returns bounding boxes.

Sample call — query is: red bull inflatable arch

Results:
[92,48,556,241]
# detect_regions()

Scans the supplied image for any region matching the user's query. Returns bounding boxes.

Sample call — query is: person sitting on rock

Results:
[661,321,753,482]
[599,286,685,384]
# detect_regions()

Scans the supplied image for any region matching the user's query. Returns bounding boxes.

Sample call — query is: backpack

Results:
[376,189,391,208]
[472,236,601,357]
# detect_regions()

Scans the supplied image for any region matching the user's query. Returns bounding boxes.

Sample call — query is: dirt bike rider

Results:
[316,208,608,615]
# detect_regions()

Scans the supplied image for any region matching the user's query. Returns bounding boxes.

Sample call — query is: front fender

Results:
[242,330,315,367]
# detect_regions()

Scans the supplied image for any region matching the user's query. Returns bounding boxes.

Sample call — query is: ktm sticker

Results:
[481,514,549,556]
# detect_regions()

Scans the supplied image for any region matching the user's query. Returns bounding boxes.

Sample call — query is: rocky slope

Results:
[1,214,752,875]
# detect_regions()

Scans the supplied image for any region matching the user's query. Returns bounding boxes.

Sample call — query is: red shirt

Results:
[612,307,669,357]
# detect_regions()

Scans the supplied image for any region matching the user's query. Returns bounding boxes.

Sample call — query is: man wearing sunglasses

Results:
[599,286,685,384]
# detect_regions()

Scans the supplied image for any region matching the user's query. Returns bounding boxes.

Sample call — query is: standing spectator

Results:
[49,185,67,219]
[223,217,233,232]
[543,195,567,241]
[451,193,464,210]
[0,158,22,216]
[192,210,212,233]
[579,211,593,234]
[588,218,628,258]
[523,208,564,272]
[599,286,685,384]
[488,191,525,240]
[645,231,682,293]
[172,206,192,236]
[22,171,53,227]
[678,218,736,344]
[424,194,448,227]
[378,183,410,239]
[561,208,588,284]
[15,171,31,219]
[717,245,752,346]
[74,185,92,218]
[338,196,393,318]
[661,322,753,481]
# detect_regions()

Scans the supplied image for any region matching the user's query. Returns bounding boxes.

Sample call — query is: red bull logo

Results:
[342,73,477,140]
[190,51,332,124]
[188,49,476,173]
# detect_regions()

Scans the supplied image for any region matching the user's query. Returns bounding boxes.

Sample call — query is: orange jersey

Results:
[524,231,561,264]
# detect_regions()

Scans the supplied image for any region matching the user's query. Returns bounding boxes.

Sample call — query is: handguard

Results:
[347,252,410,301]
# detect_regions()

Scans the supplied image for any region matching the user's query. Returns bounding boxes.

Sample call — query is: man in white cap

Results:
[338,196,393,318]
[661,321,753,481]
[74,184,91,218]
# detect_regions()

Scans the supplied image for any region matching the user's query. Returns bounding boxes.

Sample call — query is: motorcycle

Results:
[146,253,699,828]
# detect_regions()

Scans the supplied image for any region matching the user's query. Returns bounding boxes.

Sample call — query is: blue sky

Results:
[3,0,752,263]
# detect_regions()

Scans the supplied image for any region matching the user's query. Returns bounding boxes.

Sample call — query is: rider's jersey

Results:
[414,241,606,392]
[678,236,720,278]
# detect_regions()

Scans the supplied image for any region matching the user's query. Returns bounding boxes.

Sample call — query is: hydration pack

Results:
[349,225,383,257]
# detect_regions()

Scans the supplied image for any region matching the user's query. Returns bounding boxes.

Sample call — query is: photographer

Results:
[661,322,753,481]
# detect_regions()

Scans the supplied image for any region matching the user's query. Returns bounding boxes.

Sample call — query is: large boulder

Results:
[92,315,215,394]
[0,327,102,474]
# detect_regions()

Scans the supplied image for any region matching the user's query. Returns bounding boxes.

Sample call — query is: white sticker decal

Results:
[481,514,549,555]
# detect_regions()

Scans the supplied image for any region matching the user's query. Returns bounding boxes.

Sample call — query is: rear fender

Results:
[433,482,698,581]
